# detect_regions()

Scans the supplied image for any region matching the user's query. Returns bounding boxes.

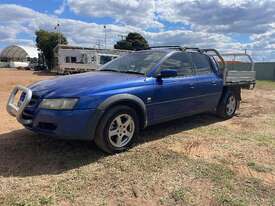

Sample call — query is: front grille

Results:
[26,94,40,107]
[19,92,26,101]
[21,94,41,123]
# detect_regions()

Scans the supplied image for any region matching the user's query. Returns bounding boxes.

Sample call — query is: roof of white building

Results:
[0,45,39,59]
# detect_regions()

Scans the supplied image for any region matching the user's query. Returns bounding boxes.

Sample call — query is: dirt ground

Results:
[0,69,274,206]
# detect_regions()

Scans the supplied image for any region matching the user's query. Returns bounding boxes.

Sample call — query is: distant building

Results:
[0,45,40,68]
[53,44,128,74]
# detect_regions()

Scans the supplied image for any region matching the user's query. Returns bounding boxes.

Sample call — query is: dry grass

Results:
[0,69,275,206]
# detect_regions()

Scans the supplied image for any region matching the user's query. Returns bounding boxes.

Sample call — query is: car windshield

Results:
[99,51,167,75]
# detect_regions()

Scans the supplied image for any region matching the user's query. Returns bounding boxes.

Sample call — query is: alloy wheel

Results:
[226,95,236,116]
[108,114,135,148]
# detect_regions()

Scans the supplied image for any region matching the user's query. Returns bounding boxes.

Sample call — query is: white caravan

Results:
[53,45,128,74]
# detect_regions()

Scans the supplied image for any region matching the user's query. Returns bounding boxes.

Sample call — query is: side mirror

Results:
[157,69,177,79]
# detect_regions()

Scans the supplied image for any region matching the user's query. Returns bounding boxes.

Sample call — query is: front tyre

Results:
[217,91,239,119]
[94,105,139,154]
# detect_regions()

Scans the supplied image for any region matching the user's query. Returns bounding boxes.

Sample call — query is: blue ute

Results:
[7,47,256,153]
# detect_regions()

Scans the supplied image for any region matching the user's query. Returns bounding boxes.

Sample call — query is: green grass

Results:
[216,192,248,206]
[191,161,235,185]
[242,177,270,199]
[247,162,272,173]
[195,126,231,137]
[213,176,274,206]
[253,133,275,148]
[38,196,53,206]
[3,195,54,206]
[214,156,235,165]
[230,131,275,148]
[161,187,195,205]
[170,188,188,202]
[256,80,275,90]
[189,159,275,205]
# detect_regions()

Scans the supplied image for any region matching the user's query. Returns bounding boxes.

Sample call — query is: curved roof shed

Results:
[0,45,39,61]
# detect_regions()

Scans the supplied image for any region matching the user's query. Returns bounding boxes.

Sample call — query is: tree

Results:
[35,29,68,69]
[114,32,149,51]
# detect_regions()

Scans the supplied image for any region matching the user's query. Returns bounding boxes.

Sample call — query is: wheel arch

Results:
[97,94,147,129]
[216,85,241,118]
[220,85,241,102]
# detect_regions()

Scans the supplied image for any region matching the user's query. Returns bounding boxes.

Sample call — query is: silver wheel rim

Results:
[108,114,135,148]
[226,96,236,116]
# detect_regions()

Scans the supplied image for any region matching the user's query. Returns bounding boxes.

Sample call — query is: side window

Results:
[191,53,212,75]
[65,56,70,63]
[159,53,193,77]
[100,56,113,65]
[90,56,96,63]
[71,57,77,63]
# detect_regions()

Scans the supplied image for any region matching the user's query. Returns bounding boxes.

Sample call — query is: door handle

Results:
[211,81,217,85]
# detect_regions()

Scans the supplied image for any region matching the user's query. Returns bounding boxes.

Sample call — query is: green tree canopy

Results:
[114,32,149,51]
[35,29,68,69]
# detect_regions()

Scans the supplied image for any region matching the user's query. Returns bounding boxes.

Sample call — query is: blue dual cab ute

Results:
[7,46,256,153]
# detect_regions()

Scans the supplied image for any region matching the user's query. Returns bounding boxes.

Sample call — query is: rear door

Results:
[191,53,223,112]
[149,52,199,124]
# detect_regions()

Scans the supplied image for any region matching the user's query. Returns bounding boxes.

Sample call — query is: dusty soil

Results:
[0,69,274,206]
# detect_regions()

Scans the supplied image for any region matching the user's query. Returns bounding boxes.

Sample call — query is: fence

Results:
[226,62,275,81]
[254,62,275,81]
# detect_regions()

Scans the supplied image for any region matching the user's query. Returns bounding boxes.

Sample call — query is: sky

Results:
[0,0,275,61]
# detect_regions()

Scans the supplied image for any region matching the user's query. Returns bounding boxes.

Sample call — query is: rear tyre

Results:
[94,105,139,154]
[217,91,239,119]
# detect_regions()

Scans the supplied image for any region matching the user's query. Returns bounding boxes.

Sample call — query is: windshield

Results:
[99,51,167,75]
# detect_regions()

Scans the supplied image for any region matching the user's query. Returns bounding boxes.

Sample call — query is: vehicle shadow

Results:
[138,113,221,144]
[0,113,221,177]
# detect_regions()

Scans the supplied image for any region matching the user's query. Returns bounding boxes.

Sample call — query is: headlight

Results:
[39,98,78,110]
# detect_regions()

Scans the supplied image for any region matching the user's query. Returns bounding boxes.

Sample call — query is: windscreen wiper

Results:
[100,69,119,72]
[121,70,144,75]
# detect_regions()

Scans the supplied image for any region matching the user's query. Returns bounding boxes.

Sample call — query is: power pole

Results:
[55,23,61,45]
[104,25,107,49]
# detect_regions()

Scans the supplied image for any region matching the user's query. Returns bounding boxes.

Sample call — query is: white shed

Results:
[0,45,39,68]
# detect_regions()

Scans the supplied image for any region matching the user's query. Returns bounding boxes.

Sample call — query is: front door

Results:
[148,52,199,124]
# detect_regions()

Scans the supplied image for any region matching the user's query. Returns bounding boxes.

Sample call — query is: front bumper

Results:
[26,108,98,140]
[7,85,100,140]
